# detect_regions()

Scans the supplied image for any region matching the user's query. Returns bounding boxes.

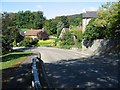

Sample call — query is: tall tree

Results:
[33,11,45,29]
[2,13,15,53]
[44,19,57,35]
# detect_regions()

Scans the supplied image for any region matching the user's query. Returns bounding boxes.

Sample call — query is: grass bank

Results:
[0,51,32,70]
[37,39,55,47]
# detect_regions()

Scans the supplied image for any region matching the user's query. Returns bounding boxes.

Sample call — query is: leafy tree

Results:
[84,2,120,40]
[57,21,64,38]
[67,14,82,26]
[60,16,69,28]
[44,19,57,35]
[14,11,46,29]
[2,13,15,53]
[60,31,74,49]
[19,37,33,47]
[33,11,45,29]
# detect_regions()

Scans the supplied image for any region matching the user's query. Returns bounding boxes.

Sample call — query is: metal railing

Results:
[32,57,42,90]
[32,53,51,90]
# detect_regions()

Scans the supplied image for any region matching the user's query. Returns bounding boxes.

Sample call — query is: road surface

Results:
[31,47,119,88]
[2,47,119,89]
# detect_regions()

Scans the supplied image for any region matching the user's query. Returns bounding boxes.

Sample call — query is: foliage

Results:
[44,19,57,35]
[37,39,55,47]
[60,31,74,49]
[14,10,46,29]
[76,30,83,48]
[84,2,120,40]
[57,21,64,38]
[21,28,29,32]
[70,29,83,48]
[43,14,82,36]
[0,51,32,70]
[83,18,100,40]
[67,14,82,26]
[19,37,38,47]
[2,13,23,54]
[55,16,69,28]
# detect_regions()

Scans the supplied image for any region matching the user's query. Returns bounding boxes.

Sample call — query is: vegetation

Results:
[15,11,45,29]
[37,39,55,47]
[2,13,24,54]
[19,37,38,47]
[59,31,74,49]
[44,14,82,36]
[84,2,120,40]
[57,21,64,38]
[0,51,32,70]
[2,1,120,52]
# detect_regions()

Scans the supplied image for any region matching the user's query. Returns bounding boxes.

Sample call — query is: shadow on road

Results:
[2,63,33,90]
[44,55,119,88]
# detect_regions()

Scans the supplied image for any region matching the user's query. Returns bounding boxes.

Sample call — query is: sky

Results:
[1,1,117,19]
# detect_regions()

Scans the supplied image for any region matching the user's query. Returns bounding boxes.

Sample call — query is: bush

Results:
[60,31,74,49]
[19,37,38,47]
[76,30,83,48]
[70,29,83,48]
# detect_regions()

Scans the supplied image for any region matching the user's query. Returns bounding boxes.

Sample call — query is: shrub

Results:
[60,31,74,49]
[19,37,38,47]
[76,30,83,48]
[70,29,83,48]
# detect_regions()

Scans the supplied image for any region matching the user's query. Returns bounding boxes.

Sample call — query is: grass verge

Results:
[0,51,32,70]
[37,39,55,47]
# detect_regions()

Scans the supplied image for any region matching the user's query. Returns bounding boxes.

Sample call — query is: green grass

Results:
[37,39,55,47]
[0,51,32,70]
[21,28,29,32]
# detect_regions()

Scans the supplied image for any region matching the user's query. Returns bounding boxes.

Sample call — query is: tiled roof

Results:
[24,29,42,36]
[82,11,98,18]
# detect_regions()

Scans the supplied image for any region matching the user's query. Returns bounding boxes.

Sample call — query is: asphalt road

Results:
[31,47,119,88]
[2,47,119,89]
[31,47,90,63]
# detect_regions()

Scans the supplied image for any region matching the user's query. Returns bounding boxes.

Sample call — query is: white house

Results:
[59,28,69,39]
[82,11,98,32]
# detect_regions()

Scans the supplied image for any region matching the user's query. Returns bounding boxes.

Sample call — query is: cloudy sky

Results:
[1,0,117,19]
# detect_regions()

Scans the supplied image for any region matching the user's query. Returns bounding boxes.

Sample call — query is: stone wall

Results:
[82,39,120,56]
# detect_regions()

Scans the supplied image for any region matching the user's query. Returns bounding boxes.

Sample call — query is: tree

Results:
[2,13,15,53]
[44,19,57,35]
[14,11,46,29]
[33,11,45,29]
[60,31,74,49]
[60,16,69,28]
[84,2,120,40]
[57,21,64,38]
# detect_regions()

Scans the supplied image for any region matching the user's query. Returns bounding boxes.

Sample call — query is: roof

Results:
[24,29,42,36]
[82,11,98,18]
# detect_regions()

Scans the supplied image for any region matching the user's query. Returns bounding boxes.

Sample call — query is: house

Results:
[59,28,69,39]
[82,11,98,32]
[24,28,48,40]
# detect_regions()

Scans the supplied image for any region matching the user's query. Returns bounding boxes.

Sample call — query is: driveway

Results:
[31,47,119,88]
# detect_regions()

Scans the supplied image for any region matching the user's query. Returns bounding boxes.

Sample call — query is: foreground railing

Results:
[32,57,42,90]
[32,53,50,90]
